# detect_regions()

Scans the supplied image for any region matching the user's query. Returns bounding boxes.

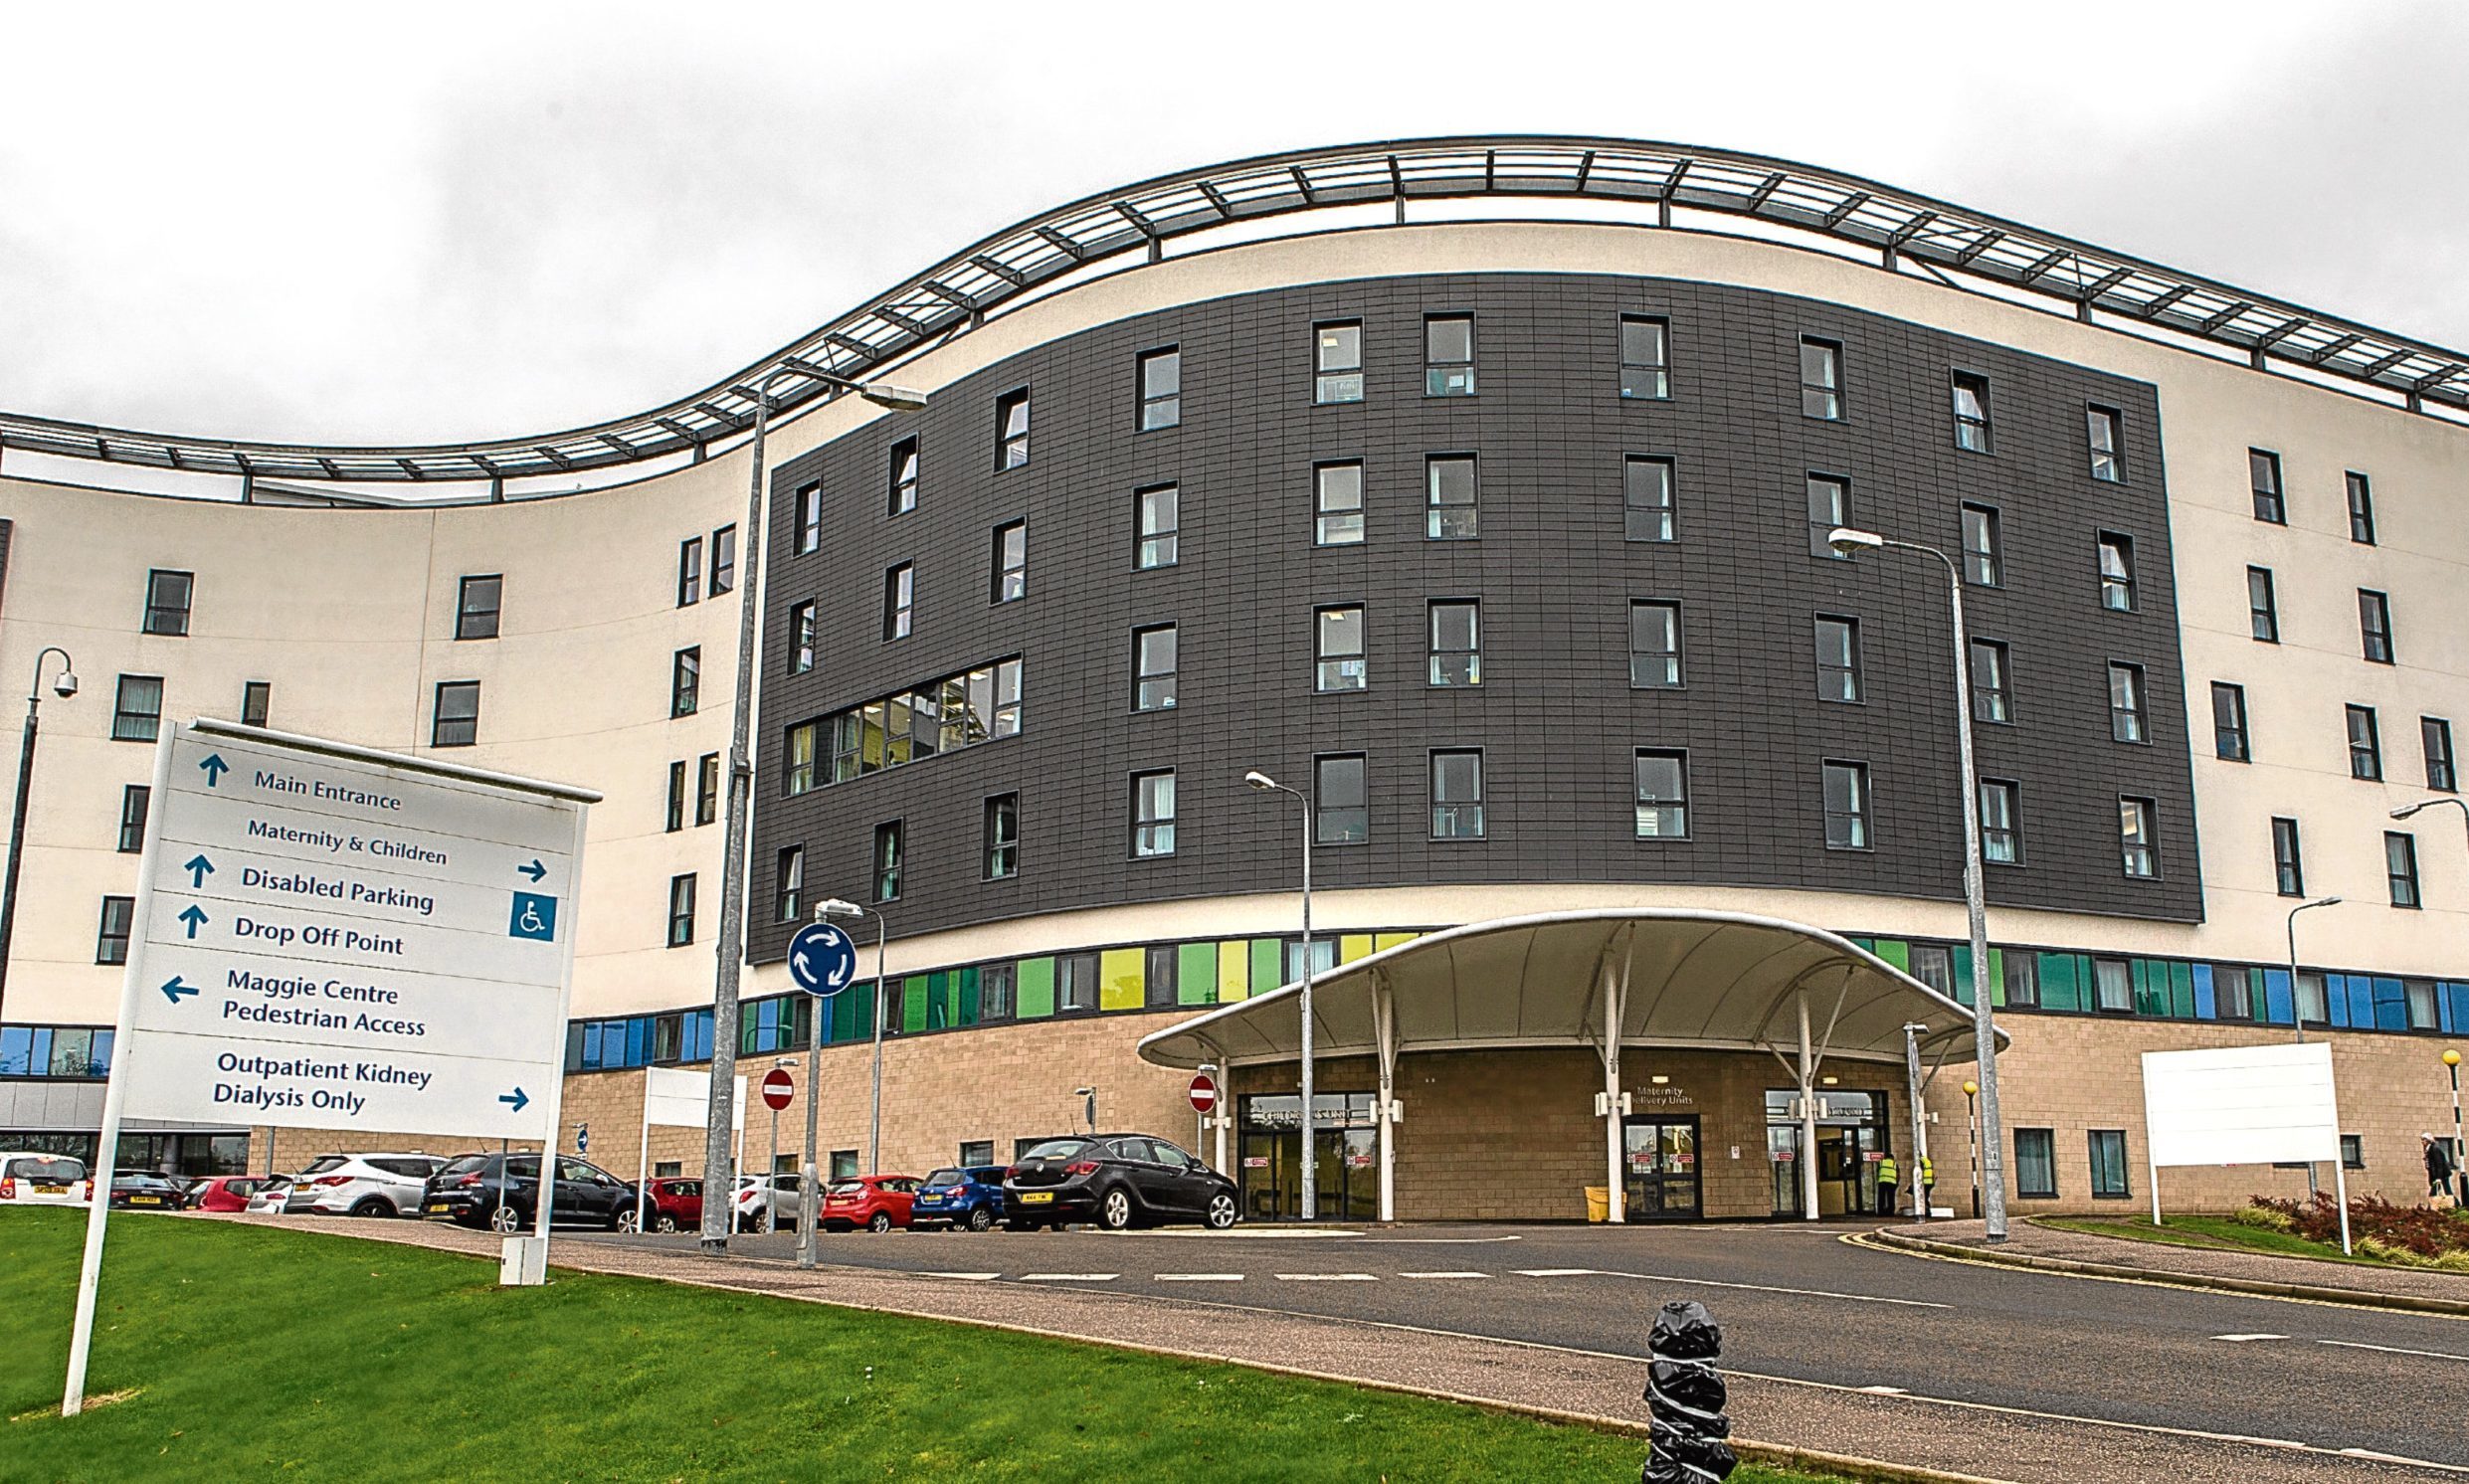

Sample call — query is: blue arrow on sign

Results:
[518,858,547,883]
[184,853,215,887]
[198,754,230,787]
[177,905,208,939]
[160,976,197,1006]
[499,1088,529,1114]
[788,921,858,998]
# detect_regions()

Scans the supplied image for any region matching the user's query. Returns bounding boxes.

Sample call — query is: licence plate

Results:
[1021,1192,1053,1205]
[34,1185,65,1196]
[426,1203,451,1213]
[129,1196,162,1206]
[917,1197,943,1206]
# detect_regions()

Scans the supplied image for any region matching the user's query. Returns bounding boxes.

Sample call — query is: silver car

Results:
[733,1173,812,1232]
[284,1153,446,1217]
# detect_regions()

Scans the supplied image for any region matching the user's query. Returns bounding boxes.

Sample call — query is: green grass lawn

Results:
[2035,1212,2400,1268]
[2,1211,1841,1482]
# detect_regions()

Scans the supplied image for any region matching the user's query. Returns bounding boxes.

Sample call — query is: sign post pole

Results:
[637,1067,655,1233]
[786,916,856,1270]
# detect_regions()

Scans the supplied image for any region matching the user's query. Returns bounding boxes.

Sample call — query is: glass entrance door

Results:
[1620,1115,1701,1220]
[1238,1094,1378,1220]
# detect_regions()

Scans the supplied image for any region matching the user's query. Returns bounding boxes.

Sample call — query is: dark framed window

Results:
[696,752,719,827]
[1629,601,1682,689]
[1144,944,1179,1009]
[241,681,271,729]
[2086,407,2124,481]
[142,569,193,637]
[112,674,163,743]
[671,648,700,718]
[677,536,703,607]
[783,721,818,797]
[2348,704,2382,781]
[2425,716,2458,792]
[796,481,824,555]
[665,760,687,833]
[873,820,904,902]
[2097,532,2137,612]
[2408,983,2439,1031]
[995,389,1031,468]
[2359,589,2394,664]
[882,564,913,641]
[1135,484,1180,569]
[788,600,817,674]
[432,681,478,747]
[979,965,1017,1022]
[2342,1134,2367,1169]
[1806,473,1850,558]
[2387,832,2421,909]
[457,574,502,640]
[710,525,737,596]
[775,845,804,923]
[2118,797,2158,879]
[1981,780,2021,865]
[1813,615,1861,703]
[1428,601,1480,687]
[1971,639,2011,725]
[2249,449,2285,524]
[1314,463,1365,546]
[1425,456,1477,539]
[666,874,696,946]
[2215,965,2254,1020]
[2095,958,2133,1012]
[1137,347,1181,431]
[1633,750,1688,839]
[2004,952,2040,1008]
[2213,683,2250,761]
[1056,953,1099,1015]
[1821,761,1870,849]
[1620,315,1670,400]
[1950,371,1992,453]
[96,896,134,965]
[2014,1129,2057,1200]
[1799,337,1843,420]
[1429,750,1485,840]
[1315,606,1366,692]
[2272,817,2305,897]
[1131,771,1176,858]
[1424,313,1474,397]
[2108,662,2148,744]
[2088,1131,2131,1199]
[1132,625,1178,711]
[1961,503,2001,587]
[2347,471,2375,544]
[983,793,1019,879]
[1315,754,1367,845]
[2247,566,2279,643]
[1908,946,1955,996]
[1314,321,1363,404]
[117,785,149,852]
[1624,457,1675,542]
[992,521,1027,604]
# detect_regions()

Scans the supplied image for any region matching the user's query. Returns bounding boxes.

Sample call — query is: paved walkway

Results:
[1883,1217,2469,1311]
[201,1214,2446,1484]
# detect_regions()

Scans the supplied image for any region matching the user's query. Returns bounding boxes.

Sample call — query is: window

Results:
[1429,750,1485,839]
[241,681,270,728]
[996,389,1031,468]
[1629,601,1682,689]
[1971,640,2011,724]
[1314,463,1364,546]
[2387,832,2421,909]
[1056,953,1099,1015]
[1620,315,1670,400]
[886,437,919,515]
[457,575,501,640]
[2347,471,2375,544]
[2296,971,2330,1025]
[2095,957,2133,1012]
[1145,945,1180,1009]
[1314,321,1363,404]
[1315,606,1366,692]
[2272,817,2305,897]
[1133,625,1178,711]
[2212,683,2250,762]
[983,793,1019,879]
[2215,965,2255,1020]
[831,1150,859,1180]
[1799,337,1843,420]
[1634,750,1689,839]
[1426,456,1477,539]
[1428,601,1480,686]
[1315,755,1367,844]
[2014,1129,2057,1200]
[1908,945,1955,996]
[1624,458,1675,542]
[671,648,700,718]
[2118,797,2158,878]
[1131,771,1176,858]
[696,753,719,827]
[140,568,194,637]
[979,964,1016,1021]
[665,761,687,833]
[2249,449,2285,524]
[873,821,904,902]
[783,721,819,797]
[2247,566,2279,643]
[666,874,696,947]
[1135,485,1179,569]
[2359,590,2394,664]
[1424,314,1474,397]
[2348,704,2382,780]
[710,525,737,596]
[2342,1134,2368,1170]
[117,785,149,852]
[816,656,1023,786]
[882,565,913,641]
[2086,407,2124,481]
[775,846,804,923]
[2108,662,2148,744]
[787,600,817,674]
[1813,616,1861,703]
[992,522,1027,604]
[677,537,703,607]
[1980,780,2021,864]
[2005,952,2040,1008]
[111,674,163,743]
[1806,474,1850,558]
[2407,982,2439,1031]
[2426,716,2458,792]
[1961,503,2001,587]
[432,681,478,747]
[1950,372,1992,453]
[1137,347,1180,431]
[1821,761,1870,849]
[2088,1131,2131,1199]
[96,896,134,965]
[2097,532,2137,612]
[796,481,823,555]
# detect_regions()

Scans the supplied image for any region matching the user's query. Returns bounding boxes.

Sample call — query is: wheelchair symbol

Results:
[509,891,557,942]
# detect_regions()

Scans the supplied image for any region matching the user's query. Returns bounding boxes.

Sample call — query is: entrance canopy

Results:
[1138,908,1998,1071]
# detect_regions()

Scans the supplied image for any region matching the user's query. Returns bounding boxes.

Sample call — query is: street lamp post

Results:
[1826,527,2007,1241]
[1244,769,1317,1221]
[697,369,922,1258]
[820,898,889,1172]
[2285,894,2342,1199]
[0,647,77,1024]
[1962,1078,1981,1220]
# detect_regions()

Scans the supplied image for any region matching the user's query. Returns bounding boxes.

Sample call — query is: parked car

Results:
[1004,1135,1237,1231]
[733,1173,806,1233]
[629,1177,703,1233]
[245,1176,293,1213]
[0,1152,93,1207]
[911,1166,1009,1231]
[189,1174,278,1212]
[109,1170,187,1210]
[422,1153,638,1232]
[822,1174,921,1232]
[284,1153,447,1217]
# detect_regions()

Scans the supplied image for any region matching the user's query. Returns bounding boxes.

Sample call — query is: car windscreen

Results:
[298,1155,347,1176]
[1019,1139,1092,1163]
[439,1155,486,1178]
[7,1157,85,1183]
[827,1182,864,1197]
[922,1168,965,1187]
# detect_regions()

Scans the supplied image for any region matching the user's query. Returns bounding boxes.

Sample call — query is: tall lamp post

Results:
[697,368,922,1258]
[2285,894,2342,1199]
[1243,769,1317,1221]
[1825,527,2007,1240]
[0,647,78,1023]
[819,898,889,1172]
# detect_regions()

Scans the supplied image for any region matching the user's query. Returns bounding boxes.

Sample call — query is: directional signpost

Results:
[63,719,599,1415]
[788,919,856,1268]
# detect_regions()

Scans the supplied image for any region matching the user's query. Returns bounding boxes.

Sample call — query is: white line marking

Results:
[2209,1334,2288,1343]
[1515,1268,1598,1277]
[1398,1271,1489,1279]
[1155,1273,1244,1283]
[1525,1267,1951,1310]
[1019,1273,1117,1282]
[1856,1385,1908,1395]
[1358,1235,1524,1244]
[2320,1338,2469,1363]
[924,1272,1000,1281]
[1276,1272,1377,1282]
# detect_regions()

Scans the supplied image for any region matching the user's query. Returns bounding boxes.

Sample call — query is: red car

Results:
[189,1175,279,1212]
[630,1177,704,1233]
[822,1174,921,1232]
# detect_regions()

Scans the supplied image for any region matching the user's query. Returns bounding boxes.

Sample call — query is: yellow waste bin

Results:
[1584,1186,1611,1223]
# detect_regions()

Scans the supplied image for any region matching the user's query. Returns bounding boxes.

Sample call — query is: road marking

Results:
[1856,1385,1908,1395]
[1019,1273,1117,1282]
[2210,1334,2288,1343]
[2320,1338,2469,1363]
[1359,1235,1523,1244]
[1156,1273,1244,1283]
[924,1272,1001,1281]
[1276,1272,1377,1282]
[1515,1268,1598,1277]
[1399,1271,1488,1279]
[1521,1266,1951,1310]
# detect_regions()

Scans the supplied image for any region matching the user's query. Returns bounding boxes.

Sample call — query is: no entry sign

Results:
[761,1067,795,1111]
[1188,1073,1218,1114]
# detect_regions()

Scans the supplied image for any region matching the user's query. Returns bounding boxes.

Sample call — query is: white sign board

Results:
[646,1067,744,1131]
[2141,1041,2342,1168]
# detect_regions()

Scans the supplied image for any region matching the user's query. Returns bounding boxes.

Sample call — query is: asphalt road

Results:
[607,1218,2469,1470]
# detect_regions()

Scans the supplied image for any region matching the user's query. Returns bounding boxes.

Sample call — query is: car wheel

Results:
[616,1206,643,1233]
[867,1211,893,1234]
[488,1204,525,1234]
[655,1213,679,1233]
[349,1197,394,1218]
[1205,1192,1237,1229]
[1098,1187,1135,1231]
[966,1206,995,1232]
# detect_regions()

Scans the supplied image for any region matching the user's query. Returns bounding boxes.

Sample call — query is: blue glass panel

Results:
[2373,977,2407,1032]
[581,1021,603,1068]
[2191,963,2215,1020]
[627,1018,649,1066]
[2326,976,2350,1028]
[2446,984,2469,1035]
[28,1028,50,1072]
[0,1025,30,1076]
[91,1029,112,1076]
[2261,968,2294,1025]
[2350,976,2377,1028]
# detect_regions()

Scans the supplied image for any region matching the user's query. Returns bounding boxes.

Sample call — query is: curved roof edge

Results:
[8,133,2467,488]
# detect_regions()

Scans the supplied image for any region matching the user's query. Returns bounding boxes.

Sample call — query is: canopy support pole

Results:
[1599,955,1627,1224]
[1799,991,1820,1222]
[1372,973,1398,1223]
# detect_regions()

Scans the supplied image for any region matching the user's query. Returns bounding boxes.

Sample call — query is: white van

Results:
[0,1151,94,1206]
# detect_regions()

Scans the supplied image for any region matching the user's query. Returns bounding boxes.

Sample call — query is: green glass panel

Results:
[959,966,981,1026]
[2169,960,2195,1020]
[1950,944,1975,1006]
[2132,960,2167,1017]
[1873,940,1911,972]
[2040,952,2084,1013]
[1250,938,1281,992]
[1987,946,2006,1008]
[903,976,928,1032]
[927,971,951,1030]
[1178,942,1217,1005]
[1017,957,1055,1019]
[1847,936,1875,953]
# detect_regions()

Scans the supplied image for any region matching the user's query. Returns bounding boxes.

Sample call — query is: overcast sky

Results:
[3,3,2463,449]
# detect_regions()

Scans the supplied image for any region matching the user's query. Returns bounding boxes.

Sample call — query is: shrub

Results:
[2249,1193,2469,1258]
[2232,1204,2295,1232]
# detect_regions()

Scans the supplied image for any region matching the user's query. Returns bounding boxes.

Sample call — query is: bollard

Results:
[1640,1299,1737,1484]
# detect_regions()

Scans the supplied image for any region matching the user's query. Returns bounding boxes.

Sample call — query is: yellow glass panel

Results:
[1374,932,1419,952]
[1098,947,1145,1012]
[1218,941,1250,1003]
[1339,934,1374,964]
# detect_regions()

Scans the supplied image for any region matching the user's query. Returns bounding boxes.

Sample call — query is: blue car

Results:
[911,1165,1009,1231]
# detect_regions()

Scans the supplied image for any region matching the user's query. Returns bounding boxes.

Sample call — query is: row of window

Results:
[781,657,1024,795]
[0,1023,112,1078]
[674,526,738,608]
[2211,683,2459,792]
[2240,566,2402,663]
[2249,451,2381,543]
[142,569,511,643]
[106,673,476,747]
[2264,815,2432,908]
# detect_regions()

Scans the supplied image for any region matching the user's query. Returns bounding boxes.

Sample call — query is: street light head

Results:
[51,671,77,699]
[1243,770,1278,792]
[1197,1060,1219,1073]
[2313,896,2343,908]
[2392,803,2427,821]
[818,898,864,920]
[1073,1086,1094,1097]
[1826,526,1885,556]
[857,382,929,414]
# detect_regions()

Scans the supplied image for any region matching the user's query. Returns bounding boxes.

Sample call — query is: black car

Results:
[1004,1134,1236,1231]
[108,1170,187,1211]
[420,1153,639,1233]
